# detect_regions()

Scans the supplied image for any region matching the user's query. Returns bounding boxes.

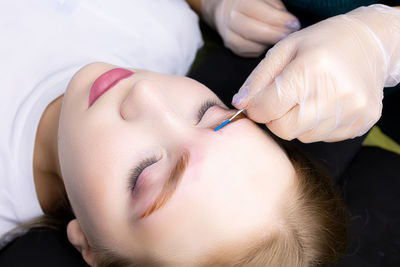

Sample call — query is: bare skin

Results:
[33,94,64,214]
[186,0,202,14]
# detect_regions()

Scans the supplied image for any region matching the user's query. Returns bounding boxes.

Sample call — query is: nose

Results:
[119,79,187,137]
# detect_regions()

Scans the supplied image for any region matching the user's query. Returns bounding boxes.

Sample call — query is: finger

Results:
[233,39,299,109]
[297,117,339,143]
[229,11,290,44]
[324,117,368,142]
[292,83,343,142]
[238,0,299,29]
[297,96,378,143]
[282,97,343,143]
[236,49,301,125]
[264,73,344,142]
[224,29,268,57]
[265,99,328,141]
[262,0,287,11]
[324,127,362,143]
[322,130,353,143]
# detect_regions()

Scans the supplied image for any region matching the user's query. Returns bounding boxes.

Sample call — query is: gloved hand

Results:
[201,0,300,57]
[231,4,400,142]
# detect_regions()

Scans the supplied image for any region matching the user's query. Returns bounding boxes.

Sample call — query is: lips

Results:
[88,68,134,107]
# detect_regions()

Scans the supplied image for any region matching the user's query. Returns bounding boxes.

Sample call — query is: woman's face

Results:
[58,62,295,265]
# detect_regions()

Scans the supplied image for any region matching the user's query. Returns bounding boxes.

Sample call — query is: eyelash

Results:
[129,99,218,192]
[129,156,158,192]
[197,99,218,122]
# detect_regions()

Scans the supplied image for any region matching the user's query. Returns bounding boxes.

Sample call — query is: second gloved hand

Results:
[231,4,400,142]
[201,0,300,57]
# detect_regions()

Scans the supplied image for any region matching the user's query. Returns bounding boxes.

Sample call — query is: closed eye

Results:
[196,99,219,124]
[128,99,221,193]
[128,156,158,192]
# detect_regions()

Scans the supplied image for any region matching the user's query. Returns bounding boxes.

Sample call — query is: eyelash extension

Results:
[129,156,158,192]
[197,99,218,122]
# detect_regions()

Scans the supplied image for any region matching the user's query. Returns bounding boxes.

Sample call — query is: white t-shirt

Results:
[0,0,203,247]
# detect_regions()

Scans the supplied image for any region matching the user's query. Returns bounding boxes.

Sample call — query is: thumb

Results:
[262,0,287,11]
[231,38,298,113]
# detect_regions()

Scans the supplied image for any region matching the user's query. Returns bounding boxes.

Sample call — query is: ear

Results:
[67,219,97,266]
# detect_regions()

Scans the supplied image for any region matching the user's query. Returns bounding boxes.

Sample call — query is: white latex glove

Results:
[201,0,300,57]
[231,4,400,142]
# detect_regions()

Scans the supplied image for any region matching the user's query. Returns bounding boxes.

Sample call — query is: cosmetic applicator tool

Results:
[214,109,245,131]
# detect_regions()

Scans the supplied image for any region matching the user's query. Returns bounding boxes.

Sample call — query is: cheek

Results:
[69,169,132,248]
[61,136,131,239]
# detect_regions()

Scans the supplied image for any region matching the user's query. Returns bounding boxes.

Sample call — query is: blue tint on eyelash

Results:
[128,156,158,191]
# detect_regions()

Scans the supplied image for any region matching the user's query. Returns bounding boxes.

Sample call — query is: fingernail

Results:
[232,86,249,106]
[286,19,300,31]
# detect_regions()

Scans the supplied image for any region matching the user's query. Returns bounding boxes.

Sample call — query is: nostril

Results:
[120,99,139,121]
[120,109,126,120]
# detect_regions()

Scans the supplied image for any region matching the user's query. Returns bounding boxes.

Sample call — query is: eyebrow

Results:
[139,149,190,218]
[136,109,245,219]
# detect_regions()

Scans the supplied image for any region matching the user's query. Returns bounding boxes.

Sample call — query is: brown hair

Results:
[2,143,348,267]
[201,143,348,267]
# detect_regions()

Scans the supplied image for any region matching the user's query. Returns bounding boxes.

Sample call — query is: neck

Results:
[33,94,65,215]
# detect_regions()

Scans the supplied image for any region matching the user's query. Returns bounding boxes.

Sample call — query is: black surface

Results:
[336,147,400,267]
[377,89,400,144]
[0,228,84,267]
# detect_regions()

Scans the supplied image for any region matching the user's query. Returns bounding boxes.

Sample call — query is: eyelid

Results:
[128,156,158,192]
[139,150,190,219]
[196,99,219,125]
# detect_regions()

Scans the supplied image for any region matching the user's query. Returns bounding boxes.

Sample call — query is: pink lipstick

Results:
[88,68,134,107]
